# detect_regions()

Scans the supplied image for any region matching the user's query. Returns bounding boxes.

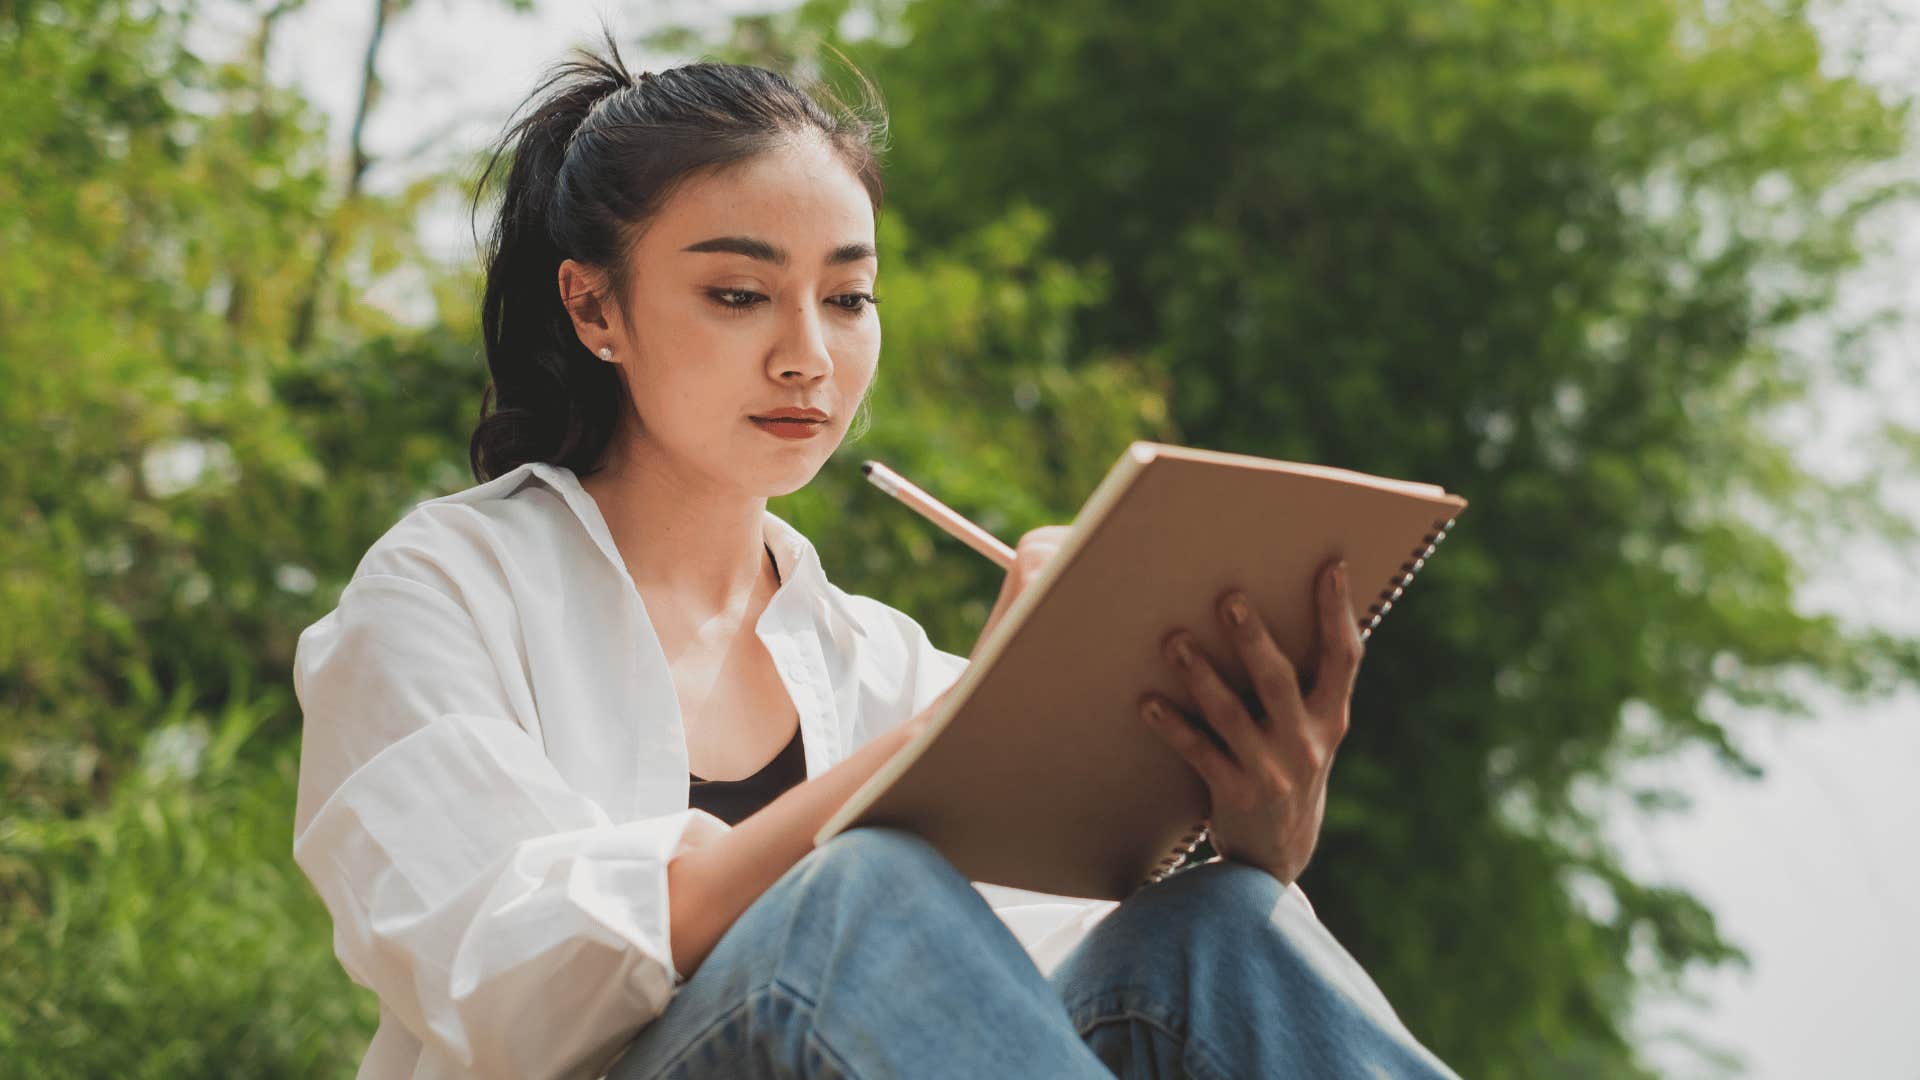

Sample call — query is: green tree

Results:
[0,0,461,1069]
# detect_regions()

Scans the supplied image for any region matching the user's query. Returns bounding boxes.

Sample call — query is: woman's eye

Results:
[707,288,766,310]
[830,292,880,312]
[706,288,878,314]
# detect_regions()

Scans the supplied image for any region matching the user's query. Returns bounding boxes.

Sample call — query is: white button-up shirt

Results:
[291,460,1119,1080]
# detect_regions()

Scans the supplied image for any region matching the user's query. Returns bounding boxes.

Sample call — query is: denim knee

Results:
[797,826,960,896]
[767,827,1024,1006]
[1053,861,1461,1080]
[779,825,990,943]
[1104,859,1282,955]
[1124,859,1283,932]
[811,824,945,869]
[1050,859,1284,1004]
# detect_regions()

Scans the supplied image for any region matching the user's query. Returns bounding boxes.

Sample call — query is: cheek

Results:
[640,304,730,358]
[619,308,737,404]
[837,319,881,382]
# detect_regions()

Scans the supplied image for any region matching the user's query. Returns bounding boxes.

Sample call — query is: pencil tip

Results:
[860,461,874,475]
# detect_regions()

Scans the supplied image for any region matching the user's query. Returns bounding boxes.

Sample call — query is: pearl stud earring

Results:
[597,346,613,362]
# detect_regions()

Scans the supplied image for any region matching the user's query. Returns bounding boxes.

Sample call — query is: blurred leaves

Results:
[0,1,454,1072]
[0,673,376,1076]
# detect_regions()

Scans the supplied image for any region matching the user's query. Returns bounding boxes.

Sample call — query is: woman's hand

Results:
[970,526,1072,662]
[1139,559,1364,885]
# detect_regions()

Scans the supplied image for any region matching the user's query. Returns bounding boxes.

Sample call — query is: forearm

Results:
[665,717,920,977]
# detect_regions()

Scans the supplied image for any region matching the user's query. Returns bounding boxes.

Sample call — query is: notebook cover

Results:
[816,442,1467,899]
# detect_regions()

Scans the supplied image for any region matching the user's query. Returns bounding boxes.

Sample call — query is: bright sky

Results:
[192,1,1920,1074]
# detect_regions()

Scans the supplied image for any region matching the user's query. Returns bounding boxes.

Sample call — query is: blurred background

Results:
[2,0,1916,1075]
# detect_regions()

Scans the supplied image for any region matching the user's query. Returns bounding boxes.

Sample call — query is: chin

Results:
[763,470,822,499]
[761,448,837,498]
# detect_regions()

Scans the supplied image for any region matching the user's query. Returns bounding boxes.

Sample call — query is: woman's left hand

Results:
[1138,558,1363,885]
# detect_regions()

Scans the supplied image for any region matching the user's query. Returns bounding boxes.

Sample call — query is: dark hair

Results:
[467,29,887,483]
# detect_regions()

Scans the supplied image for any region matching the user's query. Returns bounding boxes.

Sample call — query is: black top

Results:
[687,724,805,826]
[686,543,806,826]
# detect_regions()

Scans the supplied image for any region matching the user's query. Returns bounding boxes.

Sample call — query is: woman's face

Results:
[579,135,880,498]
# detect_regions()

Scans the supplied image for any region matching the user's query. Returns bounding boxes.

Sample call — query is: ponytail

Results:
[467,28,886,483]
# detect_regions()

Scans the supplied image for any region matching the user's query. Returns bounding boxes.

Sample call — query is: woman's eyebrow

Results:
[681,236,877,267]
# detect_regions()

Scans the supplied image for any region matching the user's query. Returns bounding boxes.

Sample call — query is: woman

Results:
[291,33,1460,1080]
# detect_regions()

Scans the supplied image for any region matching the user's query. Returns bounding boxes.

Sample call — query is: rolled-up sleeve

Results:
[902,616,970,717]
[292,573,719,1079]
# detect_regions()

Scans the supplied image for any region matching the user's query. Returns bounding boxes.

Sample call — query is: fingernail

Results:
[1141,699,1165,723]
[1165,635,1193,667]
[1224,593,1248,626]
[1335,561,1349,589]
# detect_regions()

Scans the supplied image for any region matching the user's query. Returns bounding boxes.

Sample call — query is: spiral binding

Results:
[1140,819,1212,887]
[1138,514,1457,889]
[1359,516,1455,642]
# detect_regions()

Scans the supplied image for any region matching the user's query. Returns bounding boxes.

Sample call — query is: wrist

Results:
[896,712,933,746]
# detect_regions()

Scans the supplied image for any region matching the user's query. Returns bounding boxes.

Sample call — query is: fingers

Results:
[1160,630,1270,774]
[1214,588,1306,726]
[976,526,1072,659]
[1150,568,1364,808]
[1304,559,1365,721]
[1013,525,1072,565]
[1214,587,1319,770]
[1140,696,1256,810]
[1005,529,1062,593]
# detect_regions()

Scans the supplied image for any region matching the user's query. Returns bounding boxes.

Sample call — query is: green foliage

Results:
[0,0,461,782]
[0,675,375,1077]
[1,1,456,1070]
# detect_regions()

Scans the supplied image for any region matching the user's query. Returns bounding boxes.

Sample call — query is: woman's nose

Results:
[770,300,835,381]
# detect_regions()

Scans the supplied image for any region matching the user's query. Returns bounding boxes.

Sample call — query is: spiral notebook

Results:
[816,441,1468,900]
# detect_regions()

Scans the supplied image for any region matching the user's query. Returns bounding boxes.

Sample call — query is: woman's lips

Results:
[750,417,826,440]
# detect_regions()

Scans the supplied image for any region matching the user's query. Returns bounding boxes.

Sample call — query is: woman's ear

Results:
[558,258,617,351]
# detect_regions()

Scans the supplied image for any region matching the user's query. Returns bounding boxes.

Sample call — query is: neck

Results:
[578,434,775,620]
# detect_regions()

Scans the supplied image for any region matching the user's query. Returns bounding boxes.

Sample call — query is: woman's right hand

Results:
[970,525,1073,661]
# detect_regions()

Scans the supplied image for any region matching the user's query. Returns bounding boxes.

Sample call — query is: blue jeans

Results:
[606,827,1460,1079]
